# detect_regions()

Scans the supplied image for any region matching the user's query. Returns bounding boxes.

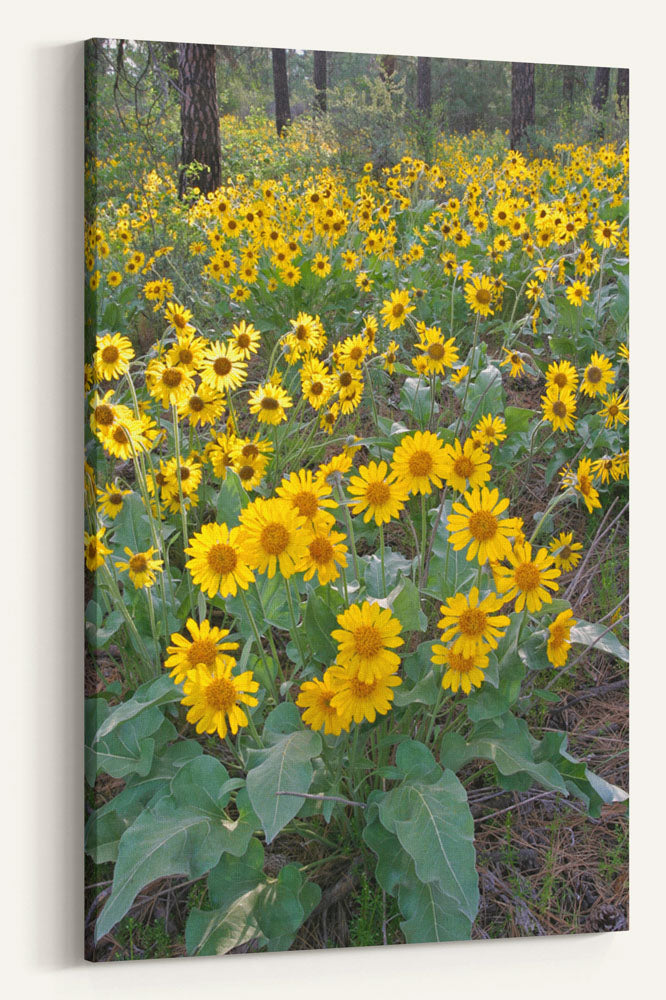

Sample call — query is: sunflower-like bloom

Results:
[185,522,255,598]
[301,526,348,585]
[565,280,590,307]
[347,461,409,525]
[276,469,337,528]
[164,618,239,684]
[239,497,309,579]
[199,340,248,394]
[415,326,459,375]
[229,319,261,359]
[441,437,492,493]
[248,382,293,425]
[164,301,195,335]
[495,542,561,613]
[541,385,577,433]
[96,482,131,520]
[181,657,259,740]
[166,331,208,372]
[437,586,510,658]
[463,274,495,316]
[547,609,577,668]
[115,546,163,589]
[431,643,490,694]
[146,360,195,410]
[472,413,507,448]
[581,352,615,398]
[446,487,515,565]
[331,601,404,683]
[545,359,579,393]
[391,430,449,496]
[548,531,583,572]
[296,669,351,735]
[327,661,402,725]
[598,392,628,429]
[573,457,602,513]
[500,348,525,378]
[94,332,135,381]
[380,289,414,330]
[177,384,225,427]
[84,527,112,571]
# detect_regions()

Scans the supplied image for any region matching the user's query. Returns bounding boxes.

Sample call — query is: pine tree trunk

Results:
[417,57,432,115]
[510,62,535,150]
[592,67,611,111]
[272,48,291,136]
[314,50,327,113]
[379,55,397,82]
[617,68,629,113]
[177,43,221,199]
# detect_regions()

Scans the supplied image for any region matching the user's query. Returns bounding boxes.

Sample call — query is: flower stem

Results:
[239,588,280,704]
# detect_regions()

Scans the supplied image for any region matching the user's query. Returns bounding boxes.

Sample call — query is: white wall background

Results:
[3,1,663,996]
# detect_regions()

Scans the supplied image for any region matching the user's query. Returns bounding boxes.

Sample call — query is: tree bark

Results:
[417,56,432,115]
[314,50,327,113]
[562,65,575,106]
[510,62,535,150]
[616,68,629,113]
[272,48,291,136]
[177,43,221,199]
[592,67,611,111]
[379,55,397,82]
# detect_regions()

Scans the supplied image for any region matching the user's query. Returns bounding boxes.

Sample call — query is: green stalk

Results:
[101,563,154,680]
[379,523,387,598]
[334,478,361,586]
[239,587,280,704]
[285,578,308,672]
[171,404,196,617]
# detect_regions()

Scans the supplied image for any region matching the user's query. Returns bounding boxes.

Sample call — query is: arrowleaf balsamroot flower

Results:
[581,352,615,398]
[181,657,259,740]
[185,522,255,598]
[248,382,293,425]
[391,430,449,496]
[446,487,515,565]
[437,587,510,658]
[239,497,309,579]
[296,669,351,735]
[84,527,112,571]
[541,385,577,433]
[441,437,492,493]
[547,609,577,668]
[115,546,163,589]
[494,542,561,613]
[548,531,583,572]
[327,662,402,726]
[94,332,135,381]
[431,643,490,694]
[331,601,404,683]
[347,461,409,525]
[165,618,239,685]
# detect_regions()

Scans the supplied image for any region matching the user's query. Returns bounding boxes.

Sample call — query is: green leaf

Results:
[379,771,478,923]
[398,873,473,943]
[87,707,169,783]
[465,713,569,794]
[571,620,628,662]
[110,492,153,553]
[95,763,257,941]
[393,670,440,708]
[394,740,441,784]
[303,594,338,665]
[93,675,181,742]
[216,470,243,526]
[504,405,533,434]
[246,730,322,843]
[518,631,551,672]
[384,576,427,633]
[466,655,525,722]
[186,888,263,957]
[461,364,504,420]
[364,548,413,598]
[400,376,434,423]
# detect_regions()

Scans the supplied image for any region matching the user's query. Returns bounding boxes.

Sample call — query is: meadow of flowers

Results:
[84,122,629,956]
